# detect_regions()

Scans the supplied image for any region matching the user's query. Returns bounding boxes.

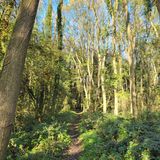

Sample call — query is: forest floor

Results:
[64,113,83,160]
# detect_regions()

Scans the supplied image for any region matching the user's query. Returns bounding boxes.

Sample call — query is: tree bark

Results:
[112,3,119,116]
[124,0,137,116]
[101,56,107,113]
[57,0,63,50]
[113,54,119,116]
[0,0,39,159]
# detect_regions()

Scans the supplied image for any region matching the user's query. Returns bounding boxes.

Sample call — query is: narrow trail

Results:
[64,114,82,160]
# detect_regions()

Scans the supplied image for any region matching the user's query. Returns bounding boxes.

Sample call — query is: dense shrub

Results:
[6,112,76,160]
[79,112,103,133]
[56,111,78,124]
[79,130,107,160]
[79,112,160,160]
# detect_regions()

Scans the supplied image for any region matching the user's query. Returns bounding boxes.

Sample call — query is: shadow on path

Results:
[64,113,82,160]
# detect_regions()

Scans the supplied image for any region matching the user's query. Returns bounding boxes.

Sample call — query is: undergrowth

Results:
[7,111,77,160]
[79,112,160,160]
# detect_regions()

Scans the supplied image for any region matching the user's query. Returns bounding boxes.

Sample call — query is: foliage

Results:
[79,112,160,160]
[79,112,103,133]
[79,130,106,160]
[6,112,77,160]
[0,0,160,159]
[56,111,78,124]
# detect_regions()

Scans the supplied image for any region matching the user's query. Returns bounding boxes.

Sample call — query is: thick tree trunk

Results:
[0,0,39,159]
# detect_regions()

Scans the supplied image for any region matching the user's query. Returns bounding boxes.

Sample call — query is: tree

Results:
[57,0,63,50]
[52,0,64,107]
[44,0,53,41]
[156,0,160,14]
[0,0,39,159]
[0,0,15,65]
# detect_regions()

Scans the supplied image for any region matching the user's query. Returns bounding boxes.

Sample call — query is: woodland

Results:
[0,0,160,160]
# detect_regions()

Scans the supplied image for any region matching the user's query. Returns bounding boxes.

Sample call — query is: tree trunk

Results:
[140,65,144,111]
[0,0,39,159]
[53,0,63,108]
[129,51,137,115]
[57,0,63,50]
[112,12,119,116]
[124,0,137,116]
[111,0,119,116]
[101,56,107,113]
[113,54,119,115]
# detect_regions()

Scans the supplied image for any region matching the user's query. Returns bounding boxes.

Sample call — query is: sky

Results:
[36,0,70,32]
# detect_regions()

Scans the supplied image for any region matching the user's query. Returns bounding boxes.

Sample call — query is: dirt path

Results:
[64,114,82,160]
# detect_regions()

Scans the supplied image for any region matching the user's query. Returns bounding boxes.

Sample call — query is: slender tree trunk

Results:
[124,0,137,116]
[0,0,39,159]
[86,42,92,111]
[110,0,119,116]
[112,13,119,116]
[129,50,137,115]
[127,27,136,116]
[53,0,63,109]
[118,50,125,113]
[140,63,144,111]
[97,54,101,110]
[152,61,158,86]
[101,56,107,113]
[147,63,151,110]
[57,0,63,50]
[84,82,89,111]
[118,51,123,91]
[113,54,119,115]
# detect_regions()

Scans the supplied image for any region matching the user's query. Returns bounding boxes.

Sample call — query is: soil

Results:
[64,114,82,160]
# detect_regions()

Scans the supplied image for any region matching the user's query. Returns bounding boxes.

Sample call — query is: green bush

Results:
[79,112,160,160]
[7,115,72,160]
[79,112,103,133]
[79,130,107,160]
[56,111,78,124]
